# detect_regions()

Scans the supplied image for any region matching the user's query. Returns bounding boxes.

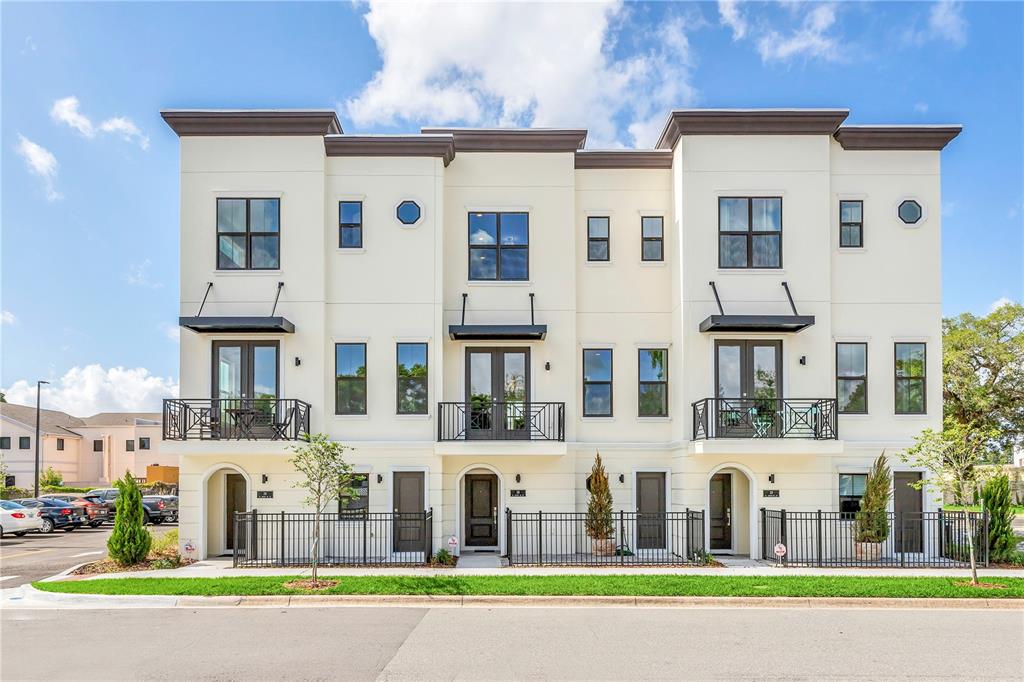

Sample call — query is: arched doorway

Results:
[704,463,757,556]
[200,463,252,559]
[454,464,505,555]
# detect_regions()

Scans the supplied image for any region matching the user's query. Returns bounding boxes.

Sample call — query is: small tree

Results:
[981,474,1017,562]
[39,466,63,487]
[855,453,892,543]
[107,471,152,565]
[902,425,993,584]
[290,433,355,585]
[585,452,614,541]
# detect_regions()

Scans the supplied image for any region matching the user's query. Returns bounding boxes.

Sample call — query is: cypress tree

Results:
[855,453,892,543]
[107,470,152,565]
[586,452,614,540]
[982,474,1017,562]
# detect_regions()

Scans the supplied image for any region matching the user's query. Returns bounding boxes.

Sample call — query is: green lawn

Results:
[944,504,1024,515]
[32,575,1024,599]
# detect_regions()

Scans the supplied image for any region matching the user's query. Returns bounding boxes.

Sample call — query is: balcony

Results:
[163,398,310,441]
[692,398,838,441]
[438,401,565,442]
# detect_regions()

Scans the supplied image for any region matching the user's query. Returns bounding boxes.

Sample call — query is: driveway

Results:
[0,522,176,584]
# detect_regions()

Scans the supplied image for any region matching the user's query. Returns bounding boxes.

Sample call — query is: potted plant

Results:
[854,453,891,561]
[586,452,616,556]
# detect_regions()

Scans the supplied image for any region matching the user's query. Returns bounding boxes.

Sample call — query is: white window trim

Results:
[212,190,284,198]
[894,196,928,229]
[394,197,426,229]
[467,280,533,287]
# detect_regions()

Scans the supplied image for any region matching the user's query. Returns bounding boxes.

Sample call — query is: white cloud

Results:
[757,4,841,62]
[21,36,37,55]
[15,134,61,201]
[159,322,181,343]
[3,365,179,415]
[990,297,1014,313]
[1,310,17,325]
[718,0,748,40]
[914,101,929,114]
[345,1,697,148]
[50,95,149,149]
[123,259,162,289]
[904,1,967,49]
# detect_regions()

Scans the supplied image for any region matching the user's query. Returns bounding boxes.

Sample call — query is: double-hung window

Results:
[719,197,782,268]
[339,474,369,513]
[895,343,926,414]
[335,343,367,415]
[638,348,668,417]
[641,217,664,261]
[587,217,610,261]
[396,343,428,415]
[0,437,9,449]
[93,439,103,452]
[217,198,280,269]
[836,343,868,414]
[839,473,867,517]
[583,349,613,417]
[56,438,65,451]
[339,201,363,248]
[19,437,30,449]
[468,212,529,280]
[139,437,151,450]
[126,439,135,452]
[839,200,863,248]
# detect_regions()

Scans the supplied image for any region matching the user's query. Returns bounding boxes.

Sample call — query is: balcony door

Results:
[465,348,530,440]
[212,341,279,438]
[715,340,781,438]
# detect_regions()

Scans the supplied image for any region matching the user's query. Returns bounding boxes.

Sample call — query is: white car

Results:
[0,500,44,537]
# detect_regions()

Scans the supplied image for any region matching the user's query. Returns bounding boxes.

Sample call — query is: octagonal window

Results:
[898,200,922,225]
[396,201,421,225]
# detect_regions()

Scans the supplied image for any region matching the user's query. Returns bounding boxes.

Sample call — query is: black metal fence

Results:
[232,509,433,567]
[506,509,706,566]
[692,398,838,440]
[761,508,989,567]
[437,401,565,441]
[164,398,310,441]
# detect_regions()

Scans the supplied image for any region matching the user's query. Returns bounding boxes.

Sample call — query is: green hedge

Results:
[1,484,94,499]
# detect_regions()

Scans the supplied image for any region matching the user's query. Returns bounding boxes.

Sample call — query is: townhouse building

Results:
[160,108,959,562]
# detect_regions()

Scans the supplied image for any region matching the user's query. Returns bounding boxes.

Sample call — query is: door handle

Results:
[492,506,497,525]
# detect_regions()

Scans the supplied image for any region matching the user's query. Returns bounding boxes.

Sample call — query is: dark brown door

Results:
[637,472,666,550]
[393,472,425,552]
[225,473,247,551]
[464,474,498,546]
[709,473,732,551]
[894,472,923,553]
[466,348,530,439]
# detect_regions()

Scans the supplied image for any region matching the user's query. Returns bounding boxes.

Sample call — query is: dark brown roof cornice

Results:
[161,110,342,136]
[833,126,962,150]
[324,135,456,166]
[574,150,673,169]
[421,128,587,153]
[655,109,850,149]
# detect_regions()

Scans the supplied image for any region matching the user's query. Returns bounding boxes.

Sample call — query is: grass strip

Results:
[32,575,1024,599]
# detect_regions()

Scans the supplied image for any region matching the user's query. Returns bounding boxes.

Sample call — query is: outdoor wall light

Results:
[799,356,807,366]
[545,362,551,371]
[618,474,625,484]
[515,473,521,483]
[261,474,269,484]
[294,357,301,367]
[377,474,384,484]
[769,473,775,484]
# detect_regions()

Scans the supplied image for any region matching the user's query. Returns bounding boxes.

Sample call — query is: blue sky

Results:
[1,1,1021,413]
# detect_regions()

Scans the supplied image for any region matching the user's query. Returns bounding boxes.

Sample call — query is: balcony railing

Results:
[438,401,565,442]
[692,397,838,440]
[163,398,310,441]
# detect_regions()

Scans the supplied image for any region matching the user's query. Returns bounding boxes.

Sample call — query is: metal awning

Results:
[179,316,295,333]
[448,324,547,340]
[701,281,815,334]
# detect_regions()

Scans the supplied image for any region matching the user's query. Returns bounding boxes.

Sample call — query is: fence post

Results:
[779,509,787,566]
[816,509,823,568]
[938,507,945,558]
[505,508,513,566]
[280,510,285,567]
[538,510,543,566]
[620,510,626,565]
[983,509,990,567]
[233,512,239,567]
[250,508,258,562]
[899,511,905,567]
[423,509,431,564]
[760,507,766,560]
[362,508,368,564]
[685,507,692,560]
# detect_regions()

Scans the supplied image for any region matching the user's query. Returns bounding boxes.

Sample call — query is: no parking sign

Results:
[774,543,787,558]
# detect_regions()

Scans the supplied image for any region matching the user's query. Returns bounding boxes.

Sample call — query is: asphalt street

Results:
[3,605,1022,680]
[0,521,176,584]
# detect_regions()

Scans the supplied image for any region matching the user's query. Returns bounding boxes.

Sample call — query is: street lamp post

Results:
[34,380,50,497]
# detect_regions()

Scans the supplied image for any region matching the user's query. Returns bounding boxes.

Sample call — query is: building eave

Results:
[655,109,850,149]
[324,134,456,166]
[161,110,342,136]
[421,128,587,153]
[833,125,963,150]
[574,150,674,169]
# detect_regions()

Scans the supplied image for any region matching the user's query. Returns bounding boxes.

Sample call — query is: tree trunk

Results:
[312,506,320,584]
[968,514,978,586]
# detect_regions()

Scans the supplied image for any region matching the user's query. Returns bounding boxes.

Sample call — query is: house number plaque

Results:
[257,490,274,499]
[510,489,526,497]
[762,489,780,498]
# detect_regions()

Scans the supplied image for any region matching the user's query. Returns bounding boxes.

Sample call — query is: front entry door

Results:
[715,340,781,437]
[466,348,530,440]
[709,473,732,551]
[464,474,498,546]
[212,341,279,438]
[636,472,666,550]
[225,473,247,552]
[393,472,425,553]
[894,472,923,553]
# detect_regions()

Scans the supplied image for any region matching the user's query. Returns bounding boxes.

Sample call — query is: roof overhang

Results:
[699,315,815,333]
[324,134,456,166]
[161,110,342,136]
[180,316,295,333]
[421,128,587,153]
[833,125,962,150]
[574,150,673,169]
[448,324,547,341]
[656,109,850,149]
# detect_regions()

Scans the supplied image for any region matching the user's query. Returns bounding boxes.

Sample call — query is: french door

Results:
[212,341,279,438]
[465,348,530,440]
[714,340,781,437]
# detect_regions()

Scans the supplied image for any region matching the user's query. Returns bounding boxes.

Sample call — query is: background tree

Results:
[943,300,1024,462]
[585,452,614,541]
[107,471,152,565]
[39,466,63,487]
[290,433,356,585]
[902,424,994,584]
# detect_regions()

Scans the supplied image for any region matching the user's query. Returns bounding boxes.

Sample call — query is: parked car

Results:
[39,493,111,527]
[85,488,119,517]
[0,500,44,537]
[143,495,178,524]
[11,498,86,533]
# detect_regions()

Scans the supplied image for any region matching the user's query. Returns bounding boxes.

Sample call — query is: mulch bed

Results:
[72,555,195,575]
[283,579,338,591]
[953,581,1009,589]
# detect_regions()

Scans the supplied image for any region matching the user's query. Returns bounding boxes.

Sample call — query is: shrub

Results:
[1,486,31,500]
[585,452,614,540]
[107,471,152,566]
[855,453,892,543]
[432,549,455,566]
[39,467,63,487]
[982,474,1018,562]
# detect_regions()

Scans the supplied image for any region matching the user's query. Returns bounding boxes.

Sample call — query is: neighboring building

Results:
[161,108,958,561]
[0,403,172,488]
